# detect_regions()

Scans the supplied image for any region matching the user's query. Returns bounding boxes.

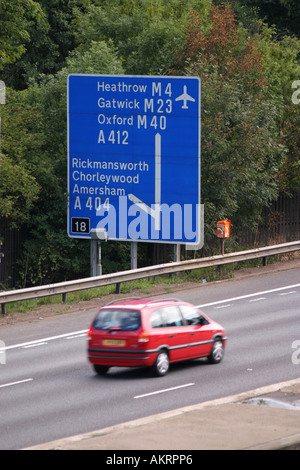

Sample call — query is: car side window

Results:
[150,309,164,328]
[161,306,184,327]
[180,305,208,326]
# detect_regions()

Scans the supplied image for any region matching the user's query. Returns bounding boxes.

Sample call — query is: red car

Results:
[87,298,227,377]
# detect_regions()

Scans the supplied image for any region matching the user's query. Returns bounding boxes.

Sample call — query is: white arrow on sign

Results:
[129,133,161,231]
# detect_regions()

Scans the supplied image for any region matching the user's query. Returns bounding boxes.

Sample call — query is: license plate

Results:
[103,339,126,347]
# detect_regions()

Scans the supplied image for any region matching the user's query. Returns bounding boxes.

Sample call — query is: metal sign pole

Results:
[131,242,138,270]
[97,240,102,275]
[90,229,107,276]
[90,239,97,277]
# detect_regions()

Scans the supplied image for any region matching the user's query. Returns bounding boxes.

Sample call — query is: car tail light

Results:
[87,328,92,339]
[137,332,150,343]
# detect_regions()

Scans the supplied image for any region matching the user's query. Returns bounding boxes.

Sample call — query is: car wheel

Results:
[208,339,224,364]
[153,350,169,377]
[93,364,110,375]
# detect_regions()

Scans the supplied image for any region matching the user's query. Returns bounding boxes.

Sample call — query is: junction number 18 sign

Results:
[67,74,201,245]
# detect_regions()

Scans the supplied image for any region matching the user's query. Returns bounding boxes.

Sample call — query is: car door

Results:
[179,305,212,358]
[160,305,191,362]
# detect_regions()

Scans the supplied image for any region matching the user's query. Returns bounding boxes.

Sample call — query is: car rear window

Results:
[93,308,141,331]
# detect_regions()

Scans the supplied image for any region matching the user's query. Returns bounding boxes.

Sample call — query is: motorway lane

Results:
[0,267,300,449]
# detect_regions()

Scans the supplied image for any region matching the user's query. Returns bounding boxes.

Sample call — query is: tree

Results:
[256,22,300,192]
[0,155,40,228]
[1,0,299,286]
[1,0,90,90]
[73,0,213,74]
[15,40,125,286]
[0,89,44,228]
[0,0,43,70]
[175,5,285,239]
[238,0,300,37]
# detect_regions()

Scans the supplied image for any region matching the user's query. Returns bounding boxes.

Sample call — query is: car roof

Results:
[102,298,184,310]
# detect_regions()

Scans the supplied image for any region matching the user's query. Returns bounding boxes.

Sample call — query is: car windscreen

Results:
[93,308,141,331]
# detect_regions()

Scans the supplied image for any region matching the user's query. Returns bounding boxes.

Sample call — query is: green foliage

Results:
[2,41,124,286]
[0,0,43,70]
[0,0,299,287]
[258,22,300,103]
[200,73,284,233]
[177,6,286,235]
[73,0,213,74]
[256,22,300,190]
[237,0,300,37]
[0,89,45,228]
[1,0,90,90]
[0,154,40,228]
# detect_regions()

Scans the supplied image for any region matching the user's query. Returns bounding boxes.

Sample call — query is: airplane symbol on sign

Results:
[175,85,195,109]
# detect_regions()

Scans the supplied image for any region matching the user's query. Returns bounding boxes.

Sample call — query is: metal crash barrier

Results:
[1,241,299,315]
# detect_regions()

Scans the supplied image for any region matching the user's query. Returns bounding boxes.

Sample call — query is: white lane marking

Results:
[214,304,231,309]
[2,330,88,351]
[0,378,33,389]
[249,297,266,303]
[134,383,195,399]
[3,284,300,352]
[66,333,87,340]
[278,291,297,296]
[22,342,48,349]
[197,283,300,308]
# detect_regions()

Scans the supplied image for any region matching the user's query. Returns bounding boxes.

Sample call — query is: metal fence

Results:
[0,220,25,288]
[239,192,300,246]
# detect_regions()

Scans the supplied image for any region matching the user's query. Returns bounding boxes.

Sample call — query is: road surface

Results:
[0,266,299,449]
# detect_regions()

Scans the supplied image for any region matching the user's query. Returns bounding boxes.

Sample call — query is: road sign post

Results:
[67,75,201,252]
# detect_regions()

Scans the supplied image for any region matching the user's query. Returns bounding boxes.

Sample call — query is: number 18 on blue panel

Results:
[67,74,201,245]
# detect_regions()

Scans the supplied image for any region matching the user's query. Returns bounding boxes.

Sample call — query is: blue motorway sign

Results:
[67,74,201,245]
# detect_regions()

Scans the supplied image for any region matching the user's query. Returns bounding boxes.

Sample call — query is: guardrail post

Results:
[173,244,181,277]
[218,239,225,277]
[1,304,5,315]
